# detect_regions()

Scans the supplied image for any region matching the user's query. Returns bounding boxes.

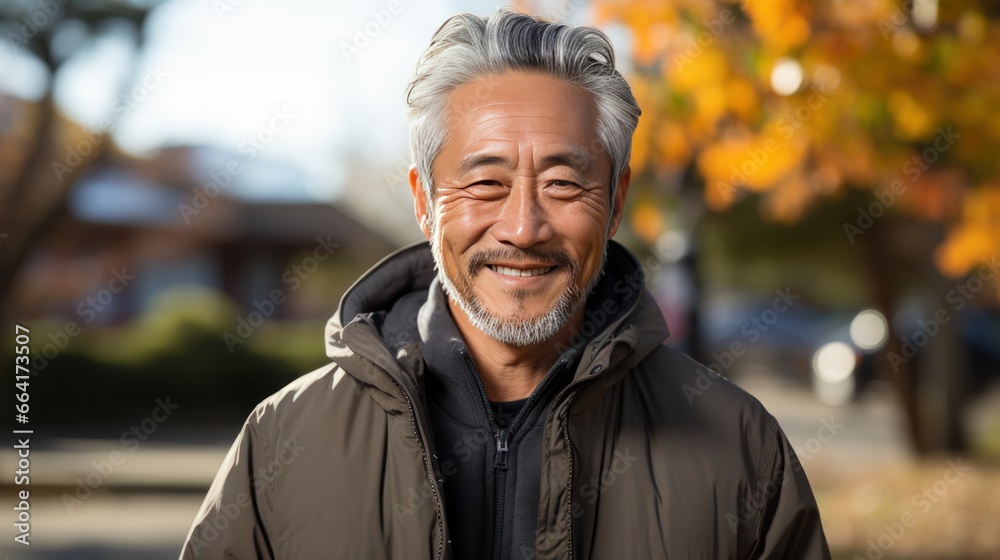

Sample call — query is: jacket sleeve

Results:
[179,410,275,560]
[750,416,832,560]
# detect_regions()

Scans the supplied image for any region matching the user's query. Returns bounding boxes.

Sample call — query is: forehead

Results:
[443,71,600,149]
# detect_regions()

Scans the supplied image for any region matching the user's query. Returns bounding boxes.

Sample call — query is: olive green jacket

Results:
[180,242,830,559]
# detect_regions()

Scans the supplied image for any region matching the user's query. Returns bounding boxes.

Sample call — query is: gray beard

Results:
[429,231,603,347]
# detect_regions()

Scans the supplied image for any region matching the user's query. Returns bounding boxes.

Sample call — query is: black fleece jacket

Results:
[416,283,582,560]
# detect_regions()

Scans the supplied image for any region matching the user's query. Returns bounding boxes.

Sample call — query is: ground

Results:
[2,374,999,559]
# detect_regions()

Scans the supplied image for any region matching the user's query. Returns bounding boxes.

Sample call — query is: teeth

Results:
[491,265,554,277]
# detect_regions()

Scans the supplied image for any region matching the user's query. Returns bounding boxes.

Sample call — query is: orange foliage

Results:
[595,0,1000,278]
[936,186,1000,279]
[741,0,811,51]
[631,200,666,244]
[697,122,808,196]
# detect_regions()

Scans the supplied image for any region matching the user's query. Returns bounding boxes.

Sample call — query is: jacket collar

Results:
[325,241,671,401]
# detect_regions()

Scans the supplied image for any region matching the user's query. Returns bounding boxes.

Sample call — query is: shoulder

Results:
[237,361,392,484]
[635,345,777,427]
[623,344,784,474]
[243,362,365,445]
[251,363,347,420]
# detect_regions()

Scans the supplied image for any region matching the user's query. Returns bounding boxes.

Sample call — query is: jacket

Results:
[180,241,831,559]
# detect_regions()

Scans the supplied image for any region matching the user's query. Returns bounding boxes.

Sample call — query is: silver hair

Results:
[405,8,641,224]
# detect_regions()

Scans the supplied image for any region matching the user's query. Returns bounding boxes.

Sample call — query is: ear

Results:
[606,165,631,238]
[409,165,432,239]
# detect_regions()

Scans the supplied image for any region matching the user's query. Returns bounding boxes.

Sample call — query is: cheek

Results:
[555,192,611,228]
[436,198,495,250]
[560,219,609,274]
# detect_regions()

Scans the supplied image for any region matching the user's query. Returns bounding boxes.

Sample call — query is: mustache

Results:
[467,247,575,277]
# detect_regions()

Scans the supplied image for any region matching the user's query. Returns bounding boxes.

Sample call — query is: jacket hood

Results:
[325,241,437,352]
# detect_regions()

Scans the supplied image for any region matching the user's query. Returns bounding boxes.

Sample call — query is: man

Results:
[181,9,830,560]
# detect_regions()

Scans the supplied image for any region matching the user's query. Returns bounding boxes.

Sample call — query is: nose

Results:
[490,181,553,248]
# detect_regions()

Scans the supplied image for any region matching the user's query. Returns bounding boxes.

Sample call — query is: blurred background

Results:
[1,0,999,558]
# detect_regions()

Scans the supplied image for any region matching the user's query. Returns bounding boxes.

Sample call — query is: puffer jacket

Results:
[180,241,831,560]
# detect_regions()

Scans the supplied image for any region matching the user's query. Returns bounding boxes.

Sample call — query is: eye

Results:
[463,179,507,198]
[545,179,583,196]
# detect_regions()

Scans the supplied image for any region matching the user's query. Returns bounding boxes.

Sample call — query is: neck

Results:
[449,301,583,402]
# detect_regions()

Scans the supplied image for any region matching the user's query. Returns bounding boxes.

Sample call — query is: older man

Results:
[181,9,830,560]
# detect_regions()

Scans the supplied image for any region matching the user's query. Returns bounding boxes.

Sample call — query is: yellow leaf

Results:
[762,171,814,223]
[742,0,811,50]
[631,201,665,244]
[727,78,760,121]
[697,126,807,194]
[670,48,727,93]
[935,185,1000,277]
[888,90,935,140]
[654,121,692,167]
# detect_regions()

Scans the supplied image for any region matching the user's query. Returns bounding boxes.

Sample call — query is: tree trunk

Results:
[864,218,926,454]
[864,217,970,455]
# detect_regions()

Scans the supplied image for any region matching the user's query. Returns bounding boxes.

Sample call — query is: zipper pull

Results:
[495,428,509,471]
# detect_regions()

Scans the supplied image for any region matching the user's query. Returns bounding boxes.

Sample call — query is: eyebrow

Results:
[457,148,597,176]
[457,153,511,175]
[540,150,595,174]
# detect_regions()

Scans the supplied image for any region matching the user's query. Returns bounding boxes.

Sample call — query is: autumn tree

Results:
[578,0,1000,453]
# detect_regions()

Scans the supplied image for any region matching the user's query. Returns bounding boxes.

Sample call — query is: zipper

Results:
[495,428,510,470]
[560,392,579,560]
[545,353,610,560]
[492,427,509,560]
[394,377,448,560]
[461,349,572,560]
[550,345,622,558]
[459,351,508,560]
[354,341,449,560]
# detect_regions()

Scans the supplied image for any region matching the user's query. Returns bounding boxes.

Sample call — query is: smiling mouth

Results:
[487,265,556,277]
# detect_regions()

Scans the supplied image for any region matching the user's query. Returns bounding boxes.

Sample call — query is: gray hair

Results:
[405,8,641,223]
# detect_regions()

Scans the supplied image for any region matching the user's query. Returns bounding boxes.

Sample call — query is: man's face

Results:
[410,71,629,346]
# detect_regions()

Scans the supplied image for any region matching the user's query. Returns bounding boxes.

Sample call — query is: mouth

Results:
[486,264,556,278]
